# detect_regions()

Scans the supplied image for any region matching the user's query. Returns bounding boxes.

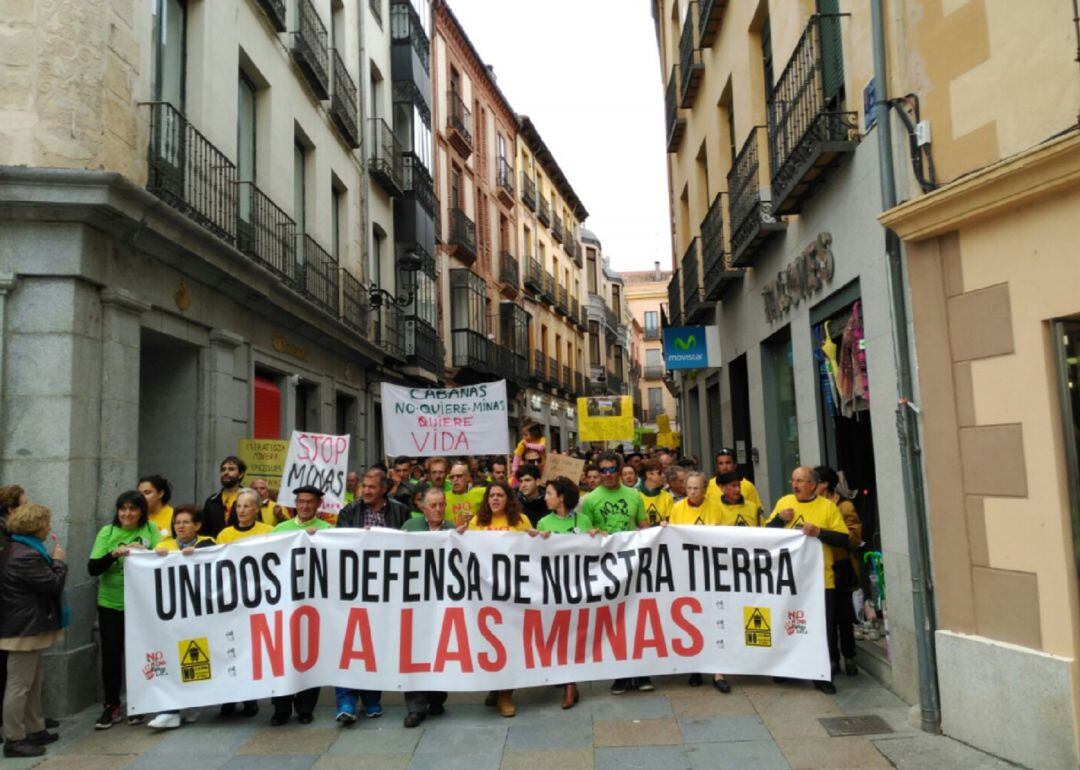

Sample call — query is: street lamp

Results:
[368,250,422,308]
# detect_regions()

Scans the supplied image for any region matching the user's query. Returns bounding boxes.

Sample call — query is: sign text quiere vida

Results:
[123,527,830,712]
[380,381,510,457]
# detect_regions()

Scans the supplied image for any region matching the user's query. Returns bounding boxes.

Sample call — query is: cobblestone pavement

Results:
[7,673,1020,769]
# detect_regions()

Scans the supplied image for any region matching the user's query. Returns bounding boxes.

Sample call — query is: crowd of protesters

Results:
[0,425,866,756]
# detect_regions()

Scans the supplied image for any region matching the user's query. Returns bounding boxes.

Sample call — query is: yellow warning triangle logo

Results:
[735,519,747,526]
[745,607,770,631]
[792,515,805,528]
[180,638,209,665]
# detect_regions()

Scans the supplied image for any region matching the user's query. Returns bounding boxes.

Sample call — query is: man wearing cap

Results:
[266,485,330,726]
[706,448,763,512]
[712,471,763,527]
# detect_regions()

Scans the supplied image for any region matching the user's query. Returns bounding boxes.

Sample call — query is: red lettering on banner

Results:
[574,608,589,664]
[671,597,705,656]
[477,607,506,672]
[290,605,320,672]
[339,608,376,671]
[592,603,627,662]
[433,607,474,673]
[251,611,285,680]
[523,609,571,668]
[632,599,668,659]
[409,430,471,453]
[398,609,431,673]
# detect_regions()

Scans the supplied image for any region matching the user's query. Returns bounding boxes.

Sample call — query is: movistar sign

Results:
[663,326,722,370]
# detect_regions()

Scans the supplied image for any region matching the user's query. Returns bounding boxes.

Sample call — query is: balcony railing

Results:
[728,126,784,266]
[447,90,472,156]
[523,256,543,293]
[340,269,369,333]
[368,117,403,194]
[541,271,556,304]
[496,157,515,202]
[298,235,340,316]
[254,0,287,31]
[406,317,442,375]
[570,297,581,327]
[548,356,559,388]
[679,2,703,107]
[681,238,705,323]
[666,65,685,152]
[499,251,519,288]
[607,371,624,395]
[667,269,683,327]
[520,172,537,210]
[698,0,726,47]
[374,302,406,360]
[401,156,435,213]
[448,208,477,263]
[575,371,584,396]
[556,284,569,314]
[562,364,572,393]
[531,350,546,383]
[390,0,430,72]
[237,181,296,279]
[645,365,665,380]
[291,0,329,99]
[701,192,741,300]
[767,14,858,215]
[370,0,382,26]
[537,197,551,227]
[552,212,564,242]
[330,50,359,147]
[644,327,661,341]
[146,102,237,244]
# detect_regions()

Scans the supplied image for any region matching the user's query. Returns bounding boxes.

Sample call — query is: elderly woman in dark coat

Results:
[0,503,67,758]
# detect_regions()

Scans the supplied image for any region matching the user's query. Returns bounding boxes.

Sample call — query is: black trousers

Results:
[98,606,125,706]
[825,588,856,663]
[404,690,447,716]
[272,687,320,717]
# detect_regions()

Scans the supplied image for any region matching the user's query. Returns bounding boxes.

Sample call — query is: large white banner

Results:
[124,527,828,714]
[276,432,350,514]
[380,381,510,457]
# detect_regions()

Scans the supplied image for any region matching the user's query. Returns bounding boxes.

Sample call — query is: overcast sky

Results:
[445,0,673,272]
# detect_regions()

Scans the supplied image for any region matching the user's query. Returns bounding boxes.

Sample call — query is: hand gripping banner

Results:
[124,527,828,713]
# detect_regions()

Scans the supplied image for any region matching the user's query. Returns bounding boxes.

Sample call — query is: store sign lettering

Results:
[762,233,835,322]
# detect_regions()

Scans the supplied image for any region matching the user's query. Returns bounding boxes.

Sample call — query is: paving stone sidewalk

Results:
[6,672,1020,770]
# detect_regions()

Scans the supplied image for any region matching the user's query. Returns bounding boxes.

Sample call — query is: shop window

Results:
[253,373,281,438]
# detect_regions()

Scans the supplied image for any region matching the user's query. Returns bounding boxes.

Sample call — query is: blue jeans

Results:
[334,688,381,713]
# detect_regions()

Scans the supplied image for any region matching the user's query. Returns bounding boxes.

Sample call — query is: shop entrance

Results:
[762,327,799,505]
[138,328,199,502]
[729,354,754,483]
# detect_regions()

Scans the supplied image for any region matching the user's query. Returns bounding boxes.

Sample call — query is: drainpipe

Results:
[356,1,373,466]
[871,0,942,734]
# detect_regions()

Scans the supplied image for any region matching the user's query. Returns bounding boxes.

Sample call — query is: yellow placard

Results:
[238,439,289,480]
[576,396,635,442]
[178,637,212,682]
[743,606,772,648]
[656,414,671,433]
[657,431,681,449]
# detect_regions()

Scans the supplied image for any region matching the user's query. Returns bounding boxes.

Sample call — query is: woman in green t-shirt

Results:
[87,490,161,730]
[537,476,591,710]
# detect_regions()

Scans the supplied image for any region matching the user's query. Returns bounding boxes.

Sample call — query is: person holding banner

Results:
[88,491,161,729]
[639,460,674,526]
[713,471,764,527]
[460,481,535,718]
[154,506,215,553]
[515,464,547,526]
[215,489,273,544]
[765,466,850,694]
[707,449,763,514]
[272,486,332,533]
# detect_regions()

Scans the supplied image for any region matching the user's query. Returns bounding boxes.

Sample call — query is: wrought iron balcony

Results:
[400,156,435,213]
[520,172,537,210]
[700,192,742,300]
[298,235,340,317]
[645,365,665,380]
[254,0,287,31]
[607,371,624,395]
[537,197,551,227]
[368,118,403,195]
[698,0,726,47]
[291,0,329,99]
[667,269,683,327]
[768,14,858,215]
[237,181,296,280]
[556,284,569,315]
[340,268,369,333]
[523,256,543,293]
[390,0,430,73]
[499,251,519,290]
[681,237,707,324]
[448,207,477,264]
[531,350,546,383]
[496,156,515,205]
[405,317,442,375]
[146,102,237,244]
[447,90,472,157]
[541,271,556,304]
[575,371,584,396]
[330,50,359,147]
[570,297,581,328]
[374,301,406,360]
[602,303,620,335]
[728,126,785,266]
[548,355,560,388]
[562,364,572,394]
[552,212,564,243]
[666,66,685,153]
[679,2,704,107]
[452,329,493,372]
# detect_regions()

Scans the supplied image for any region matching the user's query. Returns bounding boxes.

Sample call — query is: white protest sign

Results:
[381,380,510,457]
[276,431,350,513]
[124,526,828,713]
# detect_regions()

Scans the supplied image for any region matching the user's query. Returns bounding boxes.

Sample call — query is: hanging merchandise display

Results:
[837,301,870,416]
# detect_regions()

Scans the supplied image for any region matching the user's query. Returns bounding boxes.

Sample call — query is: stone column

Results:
[203,329,249,490]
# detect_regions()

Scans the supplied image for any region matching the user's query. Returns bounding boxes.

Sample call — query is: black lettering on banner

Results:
[361,549,379,602]
[240,556,262,607]
[179,563,201,618]
[599,552,620,600]
[655,545,674,592]
[155,567,175,621]
[382,550,401,600]
[682,544,699,591]
[340,550,358,600]
[447,549,465,601]
[491,554,511,601]
[216,560,239,613]
[425,549,446,601]
[513,554,531,605]
[402,549,422,602]
[777,549,797,595]
[731,548,752,592]
[262,552,282,604]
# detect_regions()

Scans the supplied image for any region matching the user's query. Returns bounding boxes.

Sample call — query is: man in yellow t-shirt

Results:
[640,460,674,525]
[666,472,722,526]
[765,465,849,694]
[444,462,486,525]
[713,471,762,527]
[707,448,762,512]
[250,478,278,525]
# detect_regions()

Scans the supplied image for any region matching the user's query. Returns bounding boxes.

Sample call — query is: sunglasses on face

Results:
[599,467,620,475]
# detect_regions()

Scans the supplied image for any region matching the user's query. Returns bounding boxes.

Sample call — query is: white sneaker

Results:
[147,712,182,730]
[180,709,199,724]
